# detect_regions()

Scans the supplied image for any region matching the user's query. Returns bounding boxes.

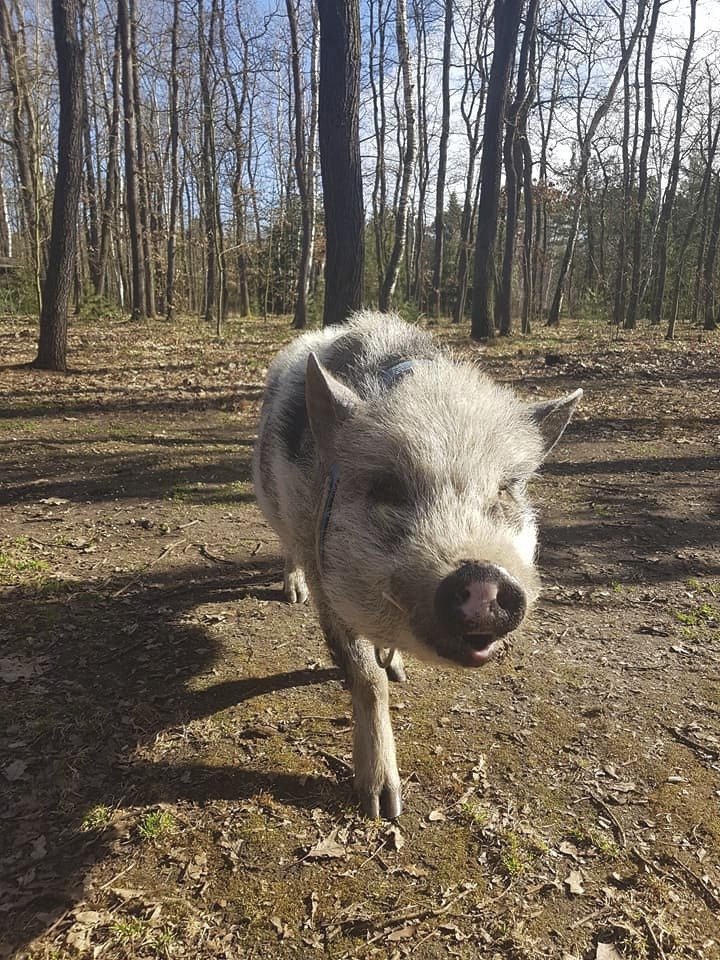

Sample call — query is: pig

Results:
[252,311,581,819]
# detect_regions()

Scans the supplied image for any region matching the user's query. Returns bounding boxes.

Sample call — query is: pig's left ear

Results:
[529,388,583,459]
[305,352,359,461]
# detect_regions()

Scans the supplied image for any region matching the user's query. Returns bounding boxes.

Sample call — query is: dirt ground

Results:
[1,312,719,960]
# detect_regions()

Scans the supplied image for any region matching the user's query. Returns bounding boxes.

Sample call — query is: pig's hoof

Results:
[358,783,403,820]
[283,568,309,604]
[386,651,407,683]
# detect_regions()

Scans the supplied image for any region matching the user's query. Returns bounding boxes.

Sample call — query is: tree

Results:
[33,0,84,371]
[648,0,697,326]
[286,0,319,329]
[623,0,661,330]
[431,0,452,317]
[317,0,364,326]
[378,0,415,311]
[546,0,646,328]
[117,0,144,320]
[496,0,538,336]
[471,0,524,340]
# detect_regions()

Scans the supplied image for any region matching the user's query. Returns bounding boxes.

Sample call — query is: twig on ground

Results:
[198,543,235,564]
[111,539,187,597]
[667,725,720,761]
[664,853,720,910]
[587,791,627,847]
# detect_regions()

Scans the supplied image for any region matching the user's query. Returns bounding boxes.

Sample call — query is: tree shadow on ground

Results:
[0,557,345,954]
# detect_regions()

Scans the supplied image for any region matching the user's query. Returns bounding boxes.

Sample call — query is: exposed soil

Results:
[1,313,719,960]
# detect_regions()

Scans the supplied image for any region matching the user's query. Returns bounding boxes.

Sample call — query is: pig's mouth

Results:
[460,632,500,667]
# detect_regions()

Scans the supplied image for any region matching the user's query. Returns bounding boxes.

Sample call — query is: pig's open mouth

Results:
[461,633,500,666]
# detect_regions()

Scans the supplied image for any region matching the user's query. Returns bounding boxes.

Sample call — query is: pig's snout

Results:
[434,562,527,642]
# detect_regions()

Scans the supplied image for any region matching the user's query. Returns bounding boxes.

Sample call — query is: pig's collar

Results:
[318,358,421,570]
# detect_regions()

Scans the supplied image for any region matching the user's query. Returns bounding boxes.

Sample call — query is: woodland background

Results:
[0,0,718,358]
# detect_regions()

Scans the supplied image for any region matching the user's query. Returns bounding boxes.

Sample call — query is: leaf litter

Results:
[0,314,719,959]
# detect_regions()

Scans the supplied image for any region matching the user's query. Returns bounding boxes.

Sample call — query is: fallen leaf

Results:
[182,852,208,881]
[596,943,624,960]
[387,924,416,942]
[559,840,579,858]
[270,916,293,939]
[386,825,405,851]
[390,864,428,878]
[428,809,446,822]
[30,836,47,861]
[565,870,585,896]
[4,760,27,782]
[305,828,346,860]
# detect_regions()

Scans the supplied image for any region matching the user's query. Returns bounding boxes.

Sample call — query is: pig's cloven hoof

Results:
[283,566,309,604]
[385,651,407,683]
[359,782,403,820]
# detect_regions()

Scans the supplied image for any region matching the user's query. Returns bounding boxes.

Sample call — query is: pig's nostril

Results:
[435,562,527,636]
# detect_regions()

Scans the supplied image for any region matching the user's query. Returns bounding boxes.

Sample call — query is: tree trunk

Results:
[96,22,120,300]
[286,0,316,329]
[317,0,364,325]
[701,175,720,331]
[497,0,537,336]
[431,0,452,317]
[648,0,696,325]
[470,0,524,340]
[166,0,180,321]
[34,0,84,371]
[130,0,155,318]
[118,0,144,320]
[624,0,660,330]
[379,0,415,311]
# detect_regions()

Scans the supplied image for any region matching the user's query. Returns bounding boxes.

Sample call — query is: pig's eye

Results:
[498,480,523,502]
[367,472,410,508]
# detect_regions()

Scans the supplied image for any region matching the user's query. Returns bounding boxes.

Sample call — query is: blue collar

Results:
[317,359,419,569]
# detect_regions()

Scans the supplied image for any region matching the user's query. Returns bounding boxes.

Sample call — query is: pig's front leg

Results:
[322,617,402,819]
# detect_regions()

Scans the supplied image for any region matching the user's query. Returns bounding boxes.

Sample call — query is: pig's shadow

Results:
[1,556,347,954]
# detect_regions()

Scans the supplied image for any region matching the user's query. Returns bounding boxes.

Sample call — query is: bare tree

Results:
[471,0,524,340]
[546,0,646,328]
[34,0,84,371]
[286,0,318,328]
[317,0,364,325]
[431,0,453,317]
[379,0,415,311]
[648,0,697,325]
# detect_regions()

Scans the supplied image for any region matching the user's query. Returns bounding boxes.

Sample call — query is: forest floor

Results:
[0,311,719,960]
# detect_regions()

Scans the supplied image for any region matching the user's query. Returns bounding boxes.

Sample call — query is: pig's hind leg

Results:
[321,613,402,819]
[283,557,309,604]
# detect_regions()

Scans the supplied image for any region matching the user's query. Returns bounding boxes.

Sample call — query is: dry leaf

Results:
[428,809,446,822]
[390,864,428,878]
[559,840,579,858]
[596,943,624,960]
[30,836,47,861]
[565,870,585,896]
[4,760,28,781]
[386,825,404,850]
[305,828,346,860]
[270,916,293,939]
[387,924,416,942]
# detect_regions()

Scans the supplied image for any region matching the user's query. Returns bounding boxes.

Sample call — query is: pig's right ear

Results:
[529,388,583,460]
[305,352,358,461]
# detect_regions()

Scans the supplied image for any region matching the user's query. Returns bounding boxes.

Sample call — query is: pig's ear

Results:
[529,388,583,459]
[305,352,359,460]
